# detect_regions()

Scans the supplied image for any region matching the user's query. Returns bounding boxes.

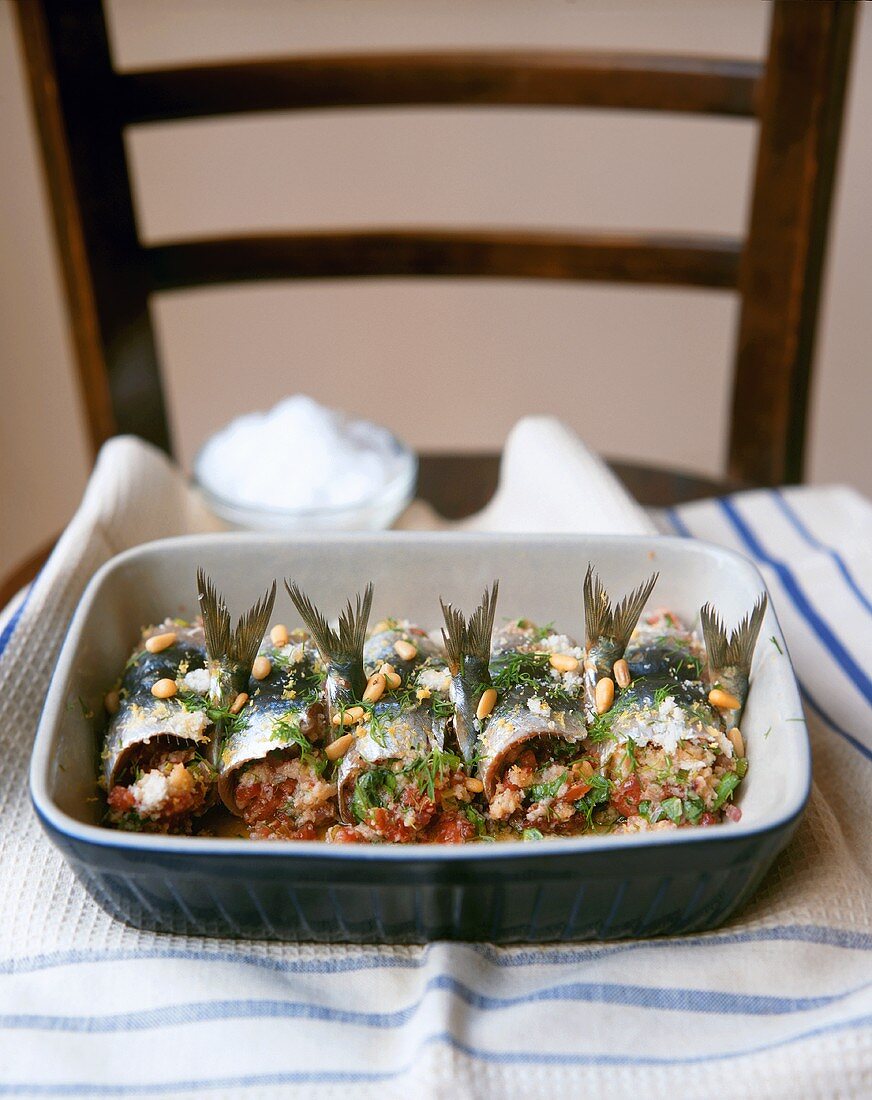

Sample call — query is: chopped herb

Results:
[529,770,569,803]
[574,772,611,826]
[586,709,617,742]
[638,799,651,819]
[490,651,576,707]
[350,767,397,823]
[429,694,455,720]
[178,691,247,737]
[464,805,488,837]
[661,796,683,824]
[734,757,748,779]
[763,727,772,739]
[623,740,637,772]
[683,794,705,824]
[270,715,314,761]
[522,828,544,841]
[405,748,463,800]
[653,685,673,708]
[770,635,783,654]
[712,771,742,811]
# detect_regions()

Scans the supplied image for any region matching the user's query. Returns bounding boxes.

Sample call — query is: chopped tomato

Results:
[330,825,364,844]
[612,775,641,817]
[699,812,719,827]
[107,786,136,812]
[562,782,592,802]
[427,811,477,844]
[370,807,416,843]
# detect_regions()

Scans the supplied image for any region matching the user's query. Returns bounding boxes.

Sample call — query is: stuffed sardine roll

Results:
[102,618,215,832]
[476,617,594,836]
[591,597,765,832]
[217,630,335,839]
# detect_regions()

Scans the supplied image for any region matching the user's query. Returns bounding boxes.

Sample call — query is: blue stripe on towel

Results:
[1,974,869,1033]
[0,592,30,661]
[800,685,872,763]
[0,1015,870,1092]
[717,496,872,707]
[0,925,868,979]
[665,500,872,760]
[771,490,872,616]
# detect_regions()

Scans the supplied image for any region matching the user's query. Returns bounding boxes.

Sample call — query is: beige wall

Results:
[1,0,870,571]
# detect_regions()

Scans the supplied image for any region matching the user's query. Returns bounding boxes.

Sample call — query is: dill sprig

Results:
[178,691,247,736]
[404,747,464,801]
[490,652,576,707]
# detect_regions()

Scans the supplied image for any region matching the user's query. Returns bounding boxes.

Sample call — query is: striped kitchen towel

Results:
[0,423,869,1098]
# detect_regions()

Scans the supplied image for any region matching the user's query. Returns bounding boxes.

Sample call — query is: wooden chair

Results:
[3,0,856,606]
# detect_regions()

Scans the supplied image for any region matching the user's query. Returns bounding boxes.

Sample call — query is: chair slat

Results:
[119,51,761,124]
[146,230,741,291]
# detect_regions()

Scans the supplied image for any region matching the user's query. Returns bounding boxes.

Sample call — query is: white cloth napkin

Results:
[0,420,870,1098]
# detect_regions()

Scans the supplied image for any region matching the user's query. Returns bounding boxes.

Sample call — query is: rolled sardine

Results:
[218,631,335,839]
[102,616,219,832]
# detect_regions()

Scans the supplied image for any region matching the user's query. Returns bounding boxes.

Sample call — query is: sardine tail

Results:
[231,580,277,667]
[466,580,499,663]
[285,581,338,658]
[582,564,609,645]
[197,567,230,660]
[612,572,659,650]
[287,580,373,663]
[584,565,658,649]
[439,599,467,675]
[701,594,767,676]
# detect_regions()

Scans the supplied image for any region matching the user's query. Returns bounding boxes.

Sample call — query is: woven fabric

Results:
[0,425,869,1098]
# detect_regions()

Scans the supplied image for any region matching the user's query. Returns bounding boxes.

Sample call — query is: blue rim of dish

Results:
[30,531,812,861]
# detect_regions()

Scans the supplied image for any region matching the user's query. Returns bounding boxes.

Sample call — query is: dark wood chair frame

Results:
[2,0,856,605]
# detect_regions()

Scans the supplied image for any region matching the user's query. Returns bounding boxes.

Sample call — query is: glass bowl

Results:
[192,432,417,532]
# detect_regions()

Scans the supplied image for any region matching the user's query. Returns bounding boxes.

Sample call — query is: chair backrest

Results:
[15,0,856,485]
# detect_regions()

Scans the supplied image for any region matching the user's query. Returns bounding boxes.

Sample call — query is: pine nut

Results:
[104,690,120,714]
[394,639,418,662]
[151,678,178,699]
[466,777,484,793]
[270,624,289,647]
[727,726,745,757]
[595,676,615,715]
[709,688,741,711]
[384,671,402,690]
[251,656,272,681]
[379,662,395,674]
[145,631,177,654]
[229,692,249,715]
[363,673,386,704]
[579,759,594,779]
[331,706,365,727]
[372,620,393,634]
[613,659,631,689]
[325,733,354,761]
[549,653,579,673]
[476,687,498,720]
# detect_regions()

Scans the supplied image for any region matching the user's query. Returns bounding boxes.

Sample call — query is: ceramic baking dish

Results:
[31,532,810,943]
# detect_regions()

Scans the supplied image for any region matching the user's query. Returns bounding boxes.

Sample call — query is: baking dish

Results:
[31,532,810,943]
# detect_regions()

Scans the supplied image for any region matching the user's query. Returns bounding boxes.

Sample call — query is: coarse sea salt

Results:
[196,396,405,511]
